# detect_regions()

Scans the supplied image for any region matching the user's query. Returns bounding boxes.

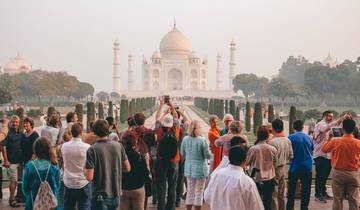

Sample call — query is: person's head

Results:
[122,130,138,150]
[189,120,202,137]
[33,137,57,164]
[162,114,174,128]
[266,123,273,134]
[134,113,146,126]
[342,119,356,134]
[127,116,136,128]
[10,115,20,129]
[93,119,109,137]
[48,115,59,128]
[23,117,34,132]
[271,119,284,134]
[293,120,304,132]
[353,126,360,139]
[322,110,334,123]
[71,123,83,138]
[66,112,78,123]
[255,125,269,144]
[229,145,248,166]
[229,121,242,134]
[144,131,156,147]
[106,116,115,126]
[89,121,94,132]
[230,136,247,147]
[223,114,234,129]
[209,115,219,128]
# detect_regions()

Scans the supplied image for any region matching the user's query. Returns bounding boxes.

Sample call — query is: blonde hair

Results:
[229,121,243,134]
[188,120,202,137]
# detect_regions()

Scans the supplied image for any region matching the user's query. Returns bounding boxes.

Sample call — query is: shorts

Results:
[7,164,20,182]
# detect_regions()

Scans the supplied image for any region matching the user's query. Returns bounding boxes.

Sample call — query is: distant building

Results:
[322,52,338,68]
[2,53,32,75]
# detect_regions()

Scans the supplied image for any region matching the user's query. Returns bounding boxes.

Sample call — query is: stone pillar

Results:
[229,39,236,90]
[113,40,121,93]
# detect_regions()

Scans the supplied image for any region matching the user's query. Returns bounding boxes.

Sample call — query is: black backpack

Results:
[158,132,178,161]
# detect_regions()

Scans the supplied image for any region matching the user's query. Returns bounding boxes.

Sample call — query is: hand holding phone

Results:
[332,127,343,138]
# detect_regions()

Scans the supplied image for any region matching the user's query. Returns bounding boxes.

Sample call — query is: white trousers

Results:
[185,177,206,206]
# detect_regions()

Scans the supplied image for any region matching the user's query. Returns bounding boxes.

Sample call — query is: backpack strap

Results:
[31,161,51,182]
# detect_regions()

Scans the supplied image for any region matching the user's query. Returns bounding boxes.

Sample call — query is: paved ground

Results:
[0,105,347,210]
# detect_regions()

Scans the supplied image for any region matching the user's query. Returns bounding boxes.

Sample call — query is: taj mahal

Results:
[112,23,236,98]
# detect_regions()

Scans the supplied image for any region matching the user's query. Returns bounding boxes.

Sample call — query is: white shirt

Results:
[61,137,90,189]
[204,164,264,210]
[41,126,60,145]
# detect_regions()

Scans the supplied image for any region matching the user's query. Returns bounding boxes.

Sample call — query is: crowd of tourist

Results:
[1,98,360,210]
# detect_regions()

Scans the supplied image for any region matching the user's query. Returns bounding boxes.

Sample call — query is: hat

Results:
[162,114,174,128]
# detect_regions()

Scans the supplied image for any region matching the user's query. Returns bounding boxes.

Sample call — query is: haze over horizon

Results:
[1,0,359,92]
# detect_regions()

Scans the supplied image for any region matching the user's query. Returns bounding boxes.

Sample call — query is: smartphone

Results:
[164,95,170,104]
[332,127,343,138]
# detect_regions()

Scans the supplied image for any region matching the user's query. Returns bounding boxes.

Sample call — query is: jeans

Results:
[64,183,92,210]
[91,197,119,210]
[259,179,275,210]
[314,157,331,197]
[156,160,178,210]
[286,172,312,210]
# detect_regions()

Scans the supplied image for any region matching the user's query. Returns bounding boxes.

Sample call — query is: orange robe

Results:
[208,127,222,170]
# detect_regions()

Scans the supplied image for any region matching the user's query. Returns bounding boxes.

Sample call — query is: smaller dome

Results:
[152,50,162,59]
[4,60,18,70]
[189,50,198,59]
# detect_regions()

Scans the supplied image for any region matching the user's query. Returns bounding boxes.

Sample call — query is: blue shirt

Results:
[181,135,210,179]
[288,131,314,173]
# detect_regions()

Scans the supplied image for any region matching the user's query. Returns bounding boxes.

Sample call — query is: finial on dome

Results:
[173,18,177,29]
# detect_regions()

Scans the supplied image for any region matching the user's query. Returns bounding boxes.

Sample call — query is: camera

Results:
[332,127,343,138]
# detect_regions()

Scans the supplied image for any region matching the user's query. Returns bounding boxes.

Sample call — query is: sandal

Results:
[9,199,20,207]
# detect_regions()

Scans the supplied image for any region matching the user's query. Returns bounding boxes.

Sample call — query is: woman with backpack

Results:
[120,130,149,210]
[22,137,61,210]
[181,120,210,210]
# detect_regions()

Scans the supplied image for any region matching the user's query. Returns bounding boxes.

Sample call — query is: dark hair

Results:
[48,115,59,128]
[106,116,115,126]
[122,130,138,150]
[255,126,269,145]
[93,119,109,137]
[71,123,83,138]
[271,119,284,133]
[134,113,146,126]
[353,126,360,139]
[127,117,136,127]
[89,121,95,132]
[144,131,156,148]
[33,137,57,164]
[322,110,333,118]
[23,117,35,129]
[293,120,304,132]
[230,136,246,147]
[66,112,76,123]
[229,145,248,166]
[343,119,356,134]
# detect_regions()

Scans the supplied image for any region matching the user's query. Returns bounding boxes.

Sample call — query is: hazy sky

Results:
[1,0,360,92]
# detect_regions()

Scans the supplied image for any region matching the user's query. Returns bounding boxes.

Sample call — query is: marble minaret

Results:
[113,40,121,93]
[128,52,134,91]
[216,53,224,90]
[229,39,236,90]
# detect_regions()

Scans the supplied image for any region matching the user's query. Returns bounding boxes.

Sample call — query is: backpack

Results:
[158,132,178,162]
[31,161,58,210]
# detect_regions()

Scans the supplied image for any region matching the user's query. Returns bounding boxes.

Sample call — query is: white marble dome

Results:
[160,25,191,56]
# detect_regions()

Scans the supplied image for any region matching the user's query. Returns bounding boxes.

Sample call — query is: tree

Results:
[110,91,121,101]
[75,104,84,123]
[87,102,95,132]
[0,87,12,104]
[278,56,316,86]
[108,101,113,117]
[253,102,263,134]
[289,106,296,134]
[268,77,300,110]
[229,100,236,117]
[268,104,275,123]
[233,74,259,101]
[235,104,240,121]
[98,102,104,119]
[225,100,229,114]
[120,99,128,123]
[96,91,109,102]
[245,102,251,132]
